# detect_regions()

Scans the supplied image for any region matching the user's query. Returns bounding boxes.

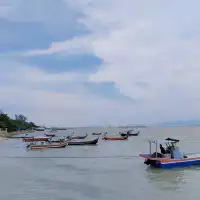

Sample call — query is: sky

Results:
[0,0,200,127]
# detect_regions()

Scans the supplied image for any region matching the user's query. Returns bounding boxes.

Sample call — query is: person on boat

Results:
[160,144,166,154]
[171,146,183,159]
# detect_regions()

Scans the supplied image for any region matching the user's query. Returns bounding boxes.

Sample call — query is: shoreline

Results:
[0,130,35,139]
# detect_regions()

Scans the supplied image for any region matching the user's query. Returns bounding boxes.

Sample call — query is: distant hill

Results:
[159,120,200,127]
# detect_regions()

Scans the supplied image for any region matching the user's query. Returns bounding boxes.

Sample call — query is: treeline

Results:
[0,111,37,132]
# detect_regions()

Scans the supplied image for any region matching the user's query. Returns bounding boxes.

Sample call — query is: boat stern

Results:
[139,153,162,168]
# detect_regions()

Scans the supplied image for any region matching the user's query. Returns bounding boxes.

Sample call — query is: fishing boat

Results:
[44,133,56,137]
[92,132,102,135]
[127,130,140,136]
[139,138,200,168]
[23,136,50,142]
[26,141,67,149]
[49,136,67,143]
[71,133,88,140]
[120,130,140,137]
[67,137,99,145]
[12,133,32,139]
[102,132,128,140]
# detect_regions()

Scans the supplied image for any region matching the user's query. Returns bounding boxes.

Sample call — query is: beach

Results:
[0,129,34,138]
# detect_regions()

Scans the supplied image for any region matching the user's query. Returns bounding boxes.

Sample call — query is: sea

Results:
[1,126,200,200]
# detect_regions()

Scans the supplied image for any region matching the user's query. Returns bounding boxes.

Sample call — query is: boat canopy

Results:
[149,138,179,145]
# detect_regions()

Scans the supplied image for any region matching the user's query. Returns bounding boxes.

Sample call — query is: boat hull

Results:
[71,133,88,140]
[140,153,200,168]
[120,131,140,137]
[103,136,128,140]
[128,131,140,136]
[23,137,50,142]
[92,133,102,135]
[45,134,56,137]
[27,143,67,149]
[67,138,99,145]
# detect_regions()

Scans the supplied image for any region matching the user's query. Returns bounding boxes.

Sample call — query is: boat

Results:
[26,141,67,149]
[34,127,46,131]
[67,137,99,145]
[127,130,140,136]
[12,133,32,139]
[120,130,140,137]
[139,138,200,168]
[71,133,88,140]
[23,136,50,142]
[92,132,102,135]
[44,133,56,137]
[102,132,128,140]
[49,136,68,143]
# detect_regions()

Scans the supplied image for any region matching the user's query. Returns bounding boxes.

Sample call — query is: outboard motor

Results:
[144,152,163,165]
[144,159,151,165]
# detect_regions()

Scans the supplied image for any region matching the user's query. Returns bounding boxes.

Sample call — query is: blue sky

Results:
[0,0,200,126]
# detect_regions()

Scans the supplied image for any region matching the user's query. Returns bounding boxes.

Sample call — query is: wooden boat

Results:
[71,133,88,140]
[67,137,99,145]
[23,136,50,142]
[26,141,67,149]
[92,132,102,135]
[49,136,67,143]
[44,133,56,137]
[120,130,140,137]
[102,133,128,140]
[12,134,32,139]
[140,138,200,168]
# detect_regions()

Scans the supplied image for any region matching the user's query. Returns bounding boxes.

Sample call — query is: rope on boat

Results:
[2,155,139,159]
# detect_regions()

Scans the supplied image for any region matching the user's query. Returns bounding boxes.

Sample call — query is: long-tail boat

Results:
[26,141,67,149]
[23,136,50,142]
[44,133,56,137]
[70,133,88,140]
[102,132,128,140]
[92,132,102,135]
[120,130,140,137]
[67,137,99,145]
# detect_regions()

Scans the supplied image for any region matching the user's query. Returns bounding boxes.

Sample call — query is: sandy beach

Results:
[0,130,34,139]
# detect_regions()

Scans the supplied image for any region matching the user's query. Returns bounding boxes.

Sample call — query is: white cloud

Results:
[0,86,140,127]
[24,37,93,56]
[24,0,200,123]
[0,59,143,126]
[1,0,200,125]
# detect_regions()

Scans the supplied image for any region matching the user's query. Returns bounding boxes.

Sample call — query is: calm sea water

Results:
[1,127,200,199]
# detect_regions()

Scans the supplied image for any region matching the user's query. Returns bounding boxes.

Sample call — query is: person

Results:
[160,144,166,154]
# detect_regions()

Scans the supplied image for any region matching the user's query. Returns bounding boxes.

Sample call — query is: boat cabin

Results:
[146,138,183,159]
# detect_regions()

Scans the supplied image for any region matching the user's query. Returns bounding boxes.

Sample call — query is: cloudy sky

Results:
[0,0,200,127]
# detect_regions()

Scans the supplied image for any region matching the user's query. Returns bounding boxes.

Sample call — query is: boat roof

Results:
[149,138,179,144]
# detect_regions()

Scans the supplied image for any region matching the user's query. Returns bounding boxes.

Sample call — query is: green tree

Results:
[0,111,37,132]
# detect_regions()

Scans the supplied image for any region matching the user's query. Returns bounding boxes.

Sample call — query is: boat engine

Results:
[144,152,163,165]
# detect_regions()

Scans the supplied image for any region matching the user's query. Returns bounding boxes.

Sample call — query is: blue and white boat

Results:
[140,138,200,168]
